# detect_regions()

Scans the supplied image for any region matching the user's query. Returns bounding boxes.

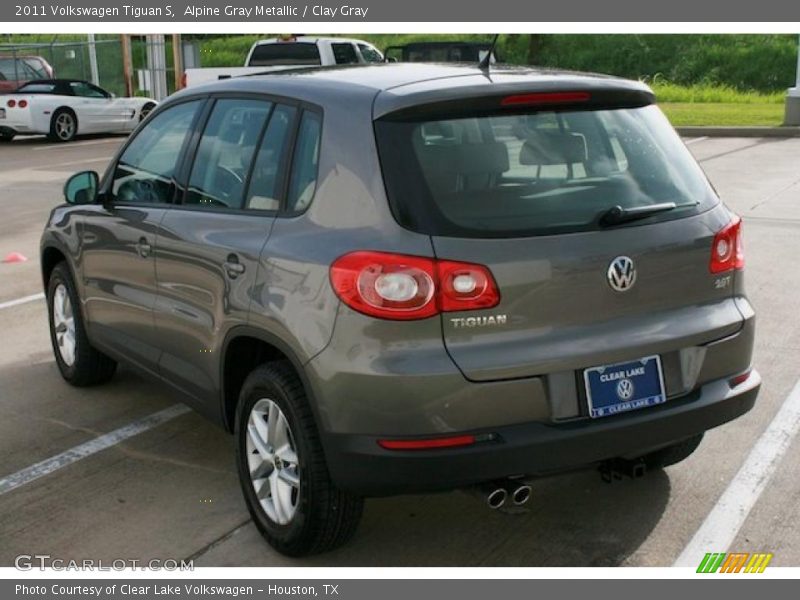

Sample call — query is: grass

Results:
[648,82,786,126]
[659,103,785,126]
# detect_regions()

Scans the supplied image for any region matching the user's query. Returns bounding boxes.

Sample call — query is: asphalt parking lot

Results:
[0,132,799,568]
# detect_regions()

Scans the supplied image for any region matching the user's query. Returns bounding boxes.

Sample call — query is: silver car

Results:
[41,64,760,556]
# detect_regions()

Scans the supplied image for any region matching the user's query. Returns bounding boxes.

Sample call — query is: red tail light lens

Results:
[7,99,16,108]
[330,251,500,320]
[710,216,744,273]
[18,100,28,108]
[501,91,590,107]
[378,434,476,450]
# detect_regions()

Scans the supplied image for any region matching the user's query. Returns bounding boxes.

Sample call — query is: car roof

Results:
[253,37,373,46]
[172,63,653,119]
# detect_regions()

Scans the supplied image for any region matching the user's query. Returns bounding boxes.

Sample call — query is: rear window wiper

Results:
[599,202,678,228]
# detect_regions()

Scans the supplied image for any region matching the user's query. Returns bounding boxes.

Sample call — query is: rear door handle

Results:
[136,237,151,258]
[223,254,246,279]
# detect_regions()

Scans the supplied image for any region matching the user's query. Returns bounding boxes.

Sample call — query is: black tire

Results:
[47,262,117,386]
[140,102,156,122]
[0,131,14,142]
[48,108,77,142]
[235,361,363,556]
[640,433,704,469]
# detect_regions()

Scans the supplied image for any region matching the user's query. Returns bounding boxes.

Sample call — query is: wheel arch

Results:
[220,326,321,435]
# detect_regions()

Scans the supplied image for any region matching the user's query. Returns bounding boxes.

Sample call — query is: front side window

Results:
[112,100,201,204]
[376,104,717,237]
[358,44,384,63]
[286,111,322,213]
[185,99,272,209]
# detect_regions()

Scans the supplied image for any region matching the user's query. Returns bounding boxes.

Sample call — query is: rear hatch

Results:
[375,84,743,384]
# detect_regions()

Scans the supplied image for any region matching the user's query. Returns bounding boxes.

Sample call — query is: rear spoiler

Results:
[374,76,655,120]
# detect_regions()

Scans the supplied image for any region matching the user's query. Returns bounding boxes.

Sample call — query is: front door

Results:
[80,99,204,373]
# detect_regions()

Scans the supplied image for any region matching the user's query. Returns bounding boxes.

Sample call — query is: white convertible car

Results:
[0,79,157,142]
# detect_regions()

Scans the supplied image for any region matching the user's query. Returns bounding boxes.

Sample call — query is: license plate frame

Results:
[583,355,666,419]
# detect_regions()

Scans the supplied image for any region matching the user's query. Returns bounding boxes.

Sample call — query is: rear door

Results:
[376,103,743,384]
[154,96,297,405]
[81,98,203,373]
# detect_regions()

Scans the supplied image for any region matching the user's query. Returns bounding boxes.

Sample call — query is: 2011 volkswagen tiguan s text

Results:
[41,64,760,556]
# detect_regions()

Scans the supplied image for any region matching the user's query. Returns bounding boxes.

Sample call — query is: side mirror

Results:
[64,171,99,205]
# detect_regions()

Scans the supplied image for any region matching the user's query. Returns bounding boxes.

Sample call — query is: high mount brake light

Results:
[500,91,591,107]
[330,251,500,320]
[710,216,745,274]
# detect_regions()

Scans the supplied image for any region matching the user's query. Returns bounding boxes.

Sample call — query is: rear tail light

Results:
[710,216,744,273]
[330,251,500,320]
[180,72,187,89]
[18,100,27,108]
[6,99,16,108]
[501,91,590,107]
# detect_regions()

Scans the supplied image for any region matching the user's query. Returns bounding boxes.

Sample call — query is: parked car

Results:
[0,55,53,92]
[182,36,384,87]
[41,63,760,556]
[384,41,498,63]
[0,79,156,142]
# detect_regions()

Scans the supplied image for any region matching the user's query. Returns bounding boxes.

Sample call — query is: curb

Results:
[676,126,800,138]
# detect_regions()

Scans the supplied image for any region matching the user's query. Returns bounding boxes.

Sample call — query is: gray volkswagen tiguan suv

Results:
[41,64,760,556]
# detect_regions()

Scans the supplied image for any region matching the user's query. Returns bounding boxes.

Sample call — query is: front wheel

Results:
[47,262,117,386]
[235,362,363,556]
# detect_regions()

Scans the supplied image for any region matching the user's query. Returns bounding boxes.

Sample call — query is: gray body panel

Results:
[40,63,760,495]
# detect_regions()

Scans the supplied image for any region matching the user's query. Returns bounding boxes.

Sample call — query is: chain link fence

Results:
[0,35,178,99]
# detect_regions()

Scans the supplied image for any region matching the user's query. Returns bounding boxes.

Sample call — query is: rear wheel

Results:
[139,102,156,122]
[0,130,15,142]
[48,109,77,142]
[235,362,363,556]
[640,433,704,469]
[47,262,117,386]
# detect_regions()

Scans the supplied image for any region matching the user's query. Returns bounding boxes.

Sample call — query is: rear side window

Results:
[185,99,272,209]
[248,43,321,66]
[245,105,297,211]
[286,111,322,213]
[375,104,717,237]
[332,43,359,65]
[112,100,201,204]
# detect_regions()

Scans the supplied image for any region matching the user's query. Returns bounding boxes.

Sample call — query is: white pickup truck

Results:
[182,36,385,88]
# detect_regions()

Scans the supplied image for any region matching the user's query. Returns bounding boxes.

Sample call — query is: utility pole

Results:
[121,34,133,97]
[785,34,800,126]
[172,33,184,91]
[87,34,100,86]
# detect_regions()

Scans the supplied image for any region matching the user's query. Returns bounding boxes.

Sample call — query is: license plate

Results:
[0,108,5,119]
[584,355,666,418]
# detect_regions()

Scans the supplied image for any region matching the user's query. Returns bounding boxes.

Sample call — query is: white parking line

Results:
[684,136,709,145]
[32,138,123,151]
[674,378,800,566]
[0,404,191,497]
[0,293,45,311]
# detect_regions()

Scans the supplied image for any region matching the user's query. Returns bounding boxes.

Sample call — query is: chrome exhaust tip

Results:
[486,486,508,509]
[511,483,532,505]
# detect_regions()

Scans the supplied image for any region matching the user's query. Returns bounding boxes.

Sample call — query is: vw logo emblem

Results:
[616,378,634,400]
[607,256,637,292]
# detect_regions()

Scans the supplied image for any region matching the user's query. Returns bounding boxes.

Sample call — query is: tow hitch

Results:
[599,458,647,483]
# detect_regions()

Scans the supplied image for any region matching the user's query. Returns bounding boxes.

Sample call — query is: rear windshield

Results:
[248,43,321,66]
[375,104,717,237]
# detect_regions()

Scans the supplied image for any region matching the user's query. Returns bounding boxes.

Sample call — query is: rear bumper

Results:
[323,370,760,496]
